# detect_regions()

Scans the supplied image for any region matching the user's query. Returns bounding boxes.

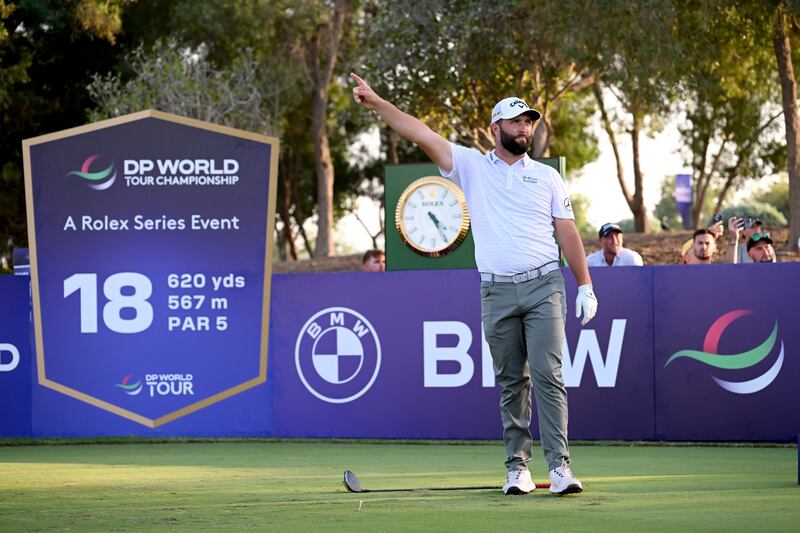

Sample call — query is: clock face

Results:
[395,176,470,257]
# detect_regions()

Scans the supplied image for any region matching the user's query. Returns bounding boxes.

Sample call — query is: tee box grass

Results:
[0,440,797,532]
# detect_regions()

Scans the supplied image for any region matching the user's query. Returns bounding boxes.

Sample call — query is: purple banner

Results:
[675,173,692,229]
[654,264,800,441]
[3,262,798,441]
[0,276,32,437]
[270,268,655,440]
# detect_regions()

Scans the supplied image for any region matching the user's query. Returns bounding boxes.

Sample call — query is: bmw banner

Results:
[23,110,278,432]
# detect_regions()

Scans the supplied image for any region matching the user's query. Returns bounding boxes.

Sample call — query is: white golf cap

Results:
[491,97,542,124]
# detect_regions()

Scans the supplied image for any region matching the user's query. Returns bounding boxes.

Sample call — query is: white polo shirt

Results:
[586,247,644,267]
[440,143,574,275]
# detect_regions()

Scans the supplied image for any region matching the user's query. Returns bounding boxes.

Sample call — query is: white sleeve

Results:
[438,143,466,189]
[549,167,575,220]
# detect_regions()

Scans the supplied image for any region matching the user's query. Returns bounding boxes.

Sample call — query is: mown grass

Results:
[0,441,797,532]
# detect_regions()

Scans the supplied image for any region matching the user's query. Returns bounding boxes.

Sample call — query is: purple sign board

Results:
[654,264,800,441]
[270,268,656,440]
[0,276,32,437]
[23,111,278,432]
[2,262,798,441]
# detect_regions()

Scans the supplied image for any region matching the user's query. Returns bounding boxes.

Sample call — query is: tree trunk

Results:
[385,126,399,165]
[310,86,334,257]
[531,112,552,157]
[306,0,349,258]
[774,2,800,251]
[592,82,634,211]
[630,112,649,233]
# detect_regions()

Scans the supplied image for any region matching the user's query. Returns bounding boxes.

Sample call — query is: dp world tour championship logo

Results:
[295,307,381,404]
[665,310,784,394]
[67,155,116,190]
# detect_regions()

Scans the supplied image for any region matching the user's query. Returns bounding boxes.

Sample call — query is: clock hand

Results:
[427,211,448,241]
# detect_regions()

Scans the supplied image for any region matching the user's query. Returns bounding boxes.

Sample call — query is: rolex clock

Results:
[394,176,470,258]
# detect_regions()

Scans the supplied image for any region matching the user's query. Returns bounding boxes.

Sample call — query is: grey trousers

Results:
[480,269,569,472]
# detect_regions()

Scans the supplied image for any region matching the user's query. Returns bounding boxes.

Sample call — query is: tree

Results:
[150,0,364,259]
[363,0,597,162]
[672,1,784,228]
[87,39,293,136]
[580,1,683,233]
[771,0,800,249]
[0,0,132,270]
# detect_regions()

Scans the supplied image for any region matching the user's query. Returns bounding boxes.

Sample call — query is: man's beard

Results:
[695,249,712,261]
[499,127,532,155]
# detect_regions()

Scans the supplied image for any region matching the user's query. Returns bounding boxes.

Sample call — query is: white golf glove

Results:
[575,284,598,326]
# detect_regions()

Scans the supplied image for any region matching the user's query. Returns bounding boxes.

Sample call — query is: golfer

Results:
[351,73,598,495]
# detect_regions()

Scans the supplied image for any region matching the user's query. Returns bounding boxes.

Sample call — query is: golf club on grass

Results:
[343,470,550,493]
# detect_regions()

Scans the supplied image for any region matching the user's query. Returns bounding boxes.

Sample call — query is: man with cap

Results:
[724,217,775,264]
[746,232,776,262]
[586,223,644,267]
[351,73,597,496]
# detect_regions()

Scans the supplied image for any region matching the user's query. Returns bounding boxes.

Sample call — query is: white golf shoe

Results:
[549,459,583,495]
[502,468,535,495]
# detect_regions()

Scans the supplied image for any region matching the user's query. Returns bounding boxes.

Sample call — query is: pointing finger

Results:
[350,72,368,88]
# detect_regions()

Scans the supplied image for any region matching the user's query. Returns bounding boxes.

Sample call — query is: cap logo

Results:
[508,99,527,109]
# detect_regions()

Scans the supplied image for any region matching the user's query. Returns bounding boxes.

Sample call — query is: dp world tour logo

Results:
[295,307,381,404]
[665,310,784,394]
[68,155,117,190]
[115,374,143,396]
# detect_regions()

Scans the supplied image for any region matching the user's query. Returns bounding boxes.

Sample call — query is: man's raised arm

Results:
[351,73,452,173]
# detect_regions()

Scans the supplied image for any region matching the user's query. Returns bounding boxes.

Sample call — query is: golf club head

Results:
[343,470,363,493]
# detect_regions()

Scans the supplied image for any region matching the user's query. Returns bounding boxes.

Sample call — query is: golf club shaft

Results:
[360,483,550,492]
[343,470,550,493]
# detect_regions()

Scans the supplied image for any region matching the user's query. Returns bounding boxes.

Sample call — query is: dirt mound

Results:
[272,227,798,273]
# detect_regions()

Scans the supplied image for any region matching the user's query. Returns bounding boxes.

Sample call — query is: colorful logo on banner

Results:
[115,374,143,396]
[665,310,784,394]
[294,307,381,404]
[68,155,117,190]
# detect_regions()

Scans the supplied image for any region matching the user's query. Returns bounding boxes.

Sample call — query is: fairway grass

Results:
[0,441,797,531]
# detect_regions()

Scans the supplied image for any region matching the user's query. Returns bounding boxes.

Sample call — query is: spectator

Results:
[586,223,643,266]
[746,232,776,263]
[361,249,386,272]
[682,229,718,264]
[725,218,773,264]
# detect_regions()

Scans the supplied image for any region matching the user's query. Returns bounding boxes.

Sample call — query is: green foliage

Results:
[616,217,664,234]
[87,39,292,136]
[653,179,681,230]
[654,176,731,230]
[549,91,600,174]
[363,0,595,160]
[673,1,785,227]
[754,176,790,221]
[0,0,128,266]
[719,201,787,227]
